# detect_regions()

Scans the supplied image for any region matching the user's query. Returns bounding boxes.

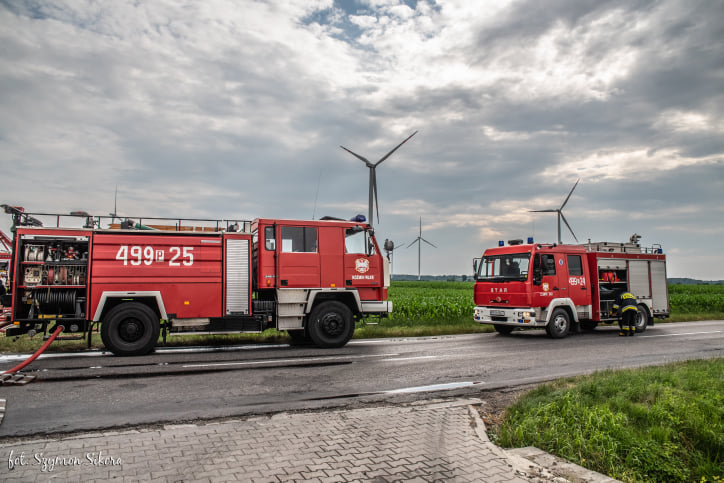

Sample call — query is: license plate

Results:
[490,310,505,316]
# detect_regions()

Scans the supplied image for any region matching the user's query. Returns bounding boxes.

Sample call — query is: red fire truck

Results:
[1,210,391,355]
[473,235,669,337]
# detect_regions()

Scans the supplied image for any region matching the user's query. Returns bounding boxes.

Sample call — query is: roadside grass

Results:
[492,358,724,483]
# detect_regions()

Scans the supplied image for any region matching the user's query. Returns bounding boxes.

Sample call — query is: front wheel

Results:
[307,301,354,348]
[635,305,649,333]
[546,308,570,339]
[101,302,160,356]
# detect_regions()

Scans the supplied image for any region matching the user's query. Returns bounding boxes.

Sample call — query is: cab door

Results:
[532,252,567,305]
[343,228,381,291]
[276,225,320,288]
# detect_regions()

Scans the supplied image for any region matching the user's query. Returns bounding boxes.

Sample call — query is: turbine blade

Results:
[529,209,557,213]
[560,178,580,209]
[374,131,418,167]
[560,213,578,242]
[340,146,373,166]
[406,238,420,248]
[421,238,437,248]
[372,169,380,223]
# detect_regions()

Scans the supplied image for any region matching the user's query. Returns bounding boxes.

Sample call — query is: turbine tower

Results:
[530,179,580,244]
[340,131,417,227]
[407,218,436,281]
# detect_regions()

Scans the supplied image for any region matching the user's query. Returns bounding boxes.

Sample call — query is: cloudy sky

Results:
[1,0,722,279]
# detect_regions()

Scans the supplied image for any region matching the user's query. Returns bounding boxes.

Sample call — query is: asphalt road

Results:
[0,320,722,438]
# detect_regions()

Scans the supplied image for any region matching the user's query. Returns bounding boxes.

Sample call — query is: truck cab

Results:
[473,241,592,338]
[252,217,391,345]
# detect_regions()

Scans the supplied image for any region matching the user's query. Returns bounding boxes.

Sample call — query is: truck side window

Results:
[541,255,556,276]
[345,229,367,254]
[281,227,317,253]
[567,255,583,276]
[264,226,276,251]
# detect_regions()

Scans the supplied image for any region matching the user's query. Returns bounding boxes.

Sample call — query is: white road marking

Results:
[641,330,723,338]
[381,355,439,362]
[386,381,484,394]
[0,343,290,364]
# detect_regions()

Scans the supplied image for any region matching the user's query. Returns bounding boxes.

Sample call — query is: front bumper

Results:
[361,300,393,314]
[473,306,545,327]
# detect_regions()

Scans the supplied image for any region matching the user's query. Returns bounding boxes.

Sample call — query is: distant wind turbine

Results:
[407,218,436,281]
[529,178,580,244]
[340,131,418,227]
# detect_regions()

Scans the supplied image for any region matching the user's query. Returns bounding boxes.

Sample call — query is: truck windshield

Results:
[476,253,530,281]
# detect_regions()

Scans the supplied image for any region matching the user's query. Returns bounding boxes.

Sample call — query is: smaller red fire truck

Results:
[1,208,391,355]
[473,235,669,337]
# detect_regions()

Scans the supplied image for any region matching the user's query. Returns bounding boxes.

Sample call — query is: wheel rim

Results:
[119,318,145,343]
[636,310,647,330]
[319,312,345,337]
[552,314,567,334]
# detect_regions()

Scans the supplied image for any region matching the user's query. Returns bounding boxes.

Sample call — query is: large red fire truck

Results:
[1,208,391,355]
[473,235,669,337]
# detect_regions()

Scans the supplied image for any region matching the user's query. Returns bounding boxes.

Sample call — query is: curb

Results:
[506,447,622,483]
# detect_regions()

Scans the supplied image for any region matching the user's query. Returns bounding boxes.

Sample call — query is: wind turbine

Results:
[530,178,580,244]
[407,217,436,281]
[340,131,418,227]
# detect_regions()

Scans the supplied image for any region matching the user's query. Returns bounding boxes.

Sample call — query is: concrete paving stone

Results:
[0,400,611,482]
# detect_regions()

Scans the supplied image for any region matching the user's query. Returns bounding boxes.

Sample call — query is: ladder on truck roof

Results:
[583,233,664,255]
[1,205,252,233]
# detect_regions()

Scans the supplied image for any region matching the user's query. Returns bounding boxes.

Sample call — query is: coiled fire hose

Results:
[2,325,64,375]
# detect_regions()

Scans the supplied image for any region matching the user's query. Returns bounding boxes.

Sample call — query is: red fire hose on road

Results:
[2,325,64,375]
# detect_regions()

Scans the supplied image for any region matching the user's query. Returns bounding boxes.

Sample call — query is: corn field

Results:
[387,281,475,326]
[668,284,724,313]
[385,281,724,324]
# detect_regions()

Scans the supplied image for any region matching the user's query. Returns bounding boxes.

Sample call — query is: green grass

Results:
[0,282,721,353]
[493,358,724,483]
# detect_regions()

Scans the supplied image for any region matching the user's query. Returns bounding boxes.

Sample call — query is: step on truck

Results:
[1,208,391,355]
[472,235,670,338]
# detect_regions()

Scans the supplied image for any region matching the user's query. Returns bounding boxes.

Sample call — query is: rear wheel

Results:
[494,325,514,335]
[635,304,649,333]
[307,301,354,348]
[101,302,160,356]
[546,308,570,339]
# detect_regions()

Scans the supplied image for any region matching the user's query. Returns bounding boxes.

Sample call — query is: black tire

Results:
[101,302,160,356]
[494,325,514,335]
[307,301,354,348]
[547,308,570,339]
[635,304,649,333]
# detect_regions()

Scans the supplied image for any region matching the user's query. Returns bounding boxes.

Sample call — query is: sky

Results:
[0,0,722,280]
